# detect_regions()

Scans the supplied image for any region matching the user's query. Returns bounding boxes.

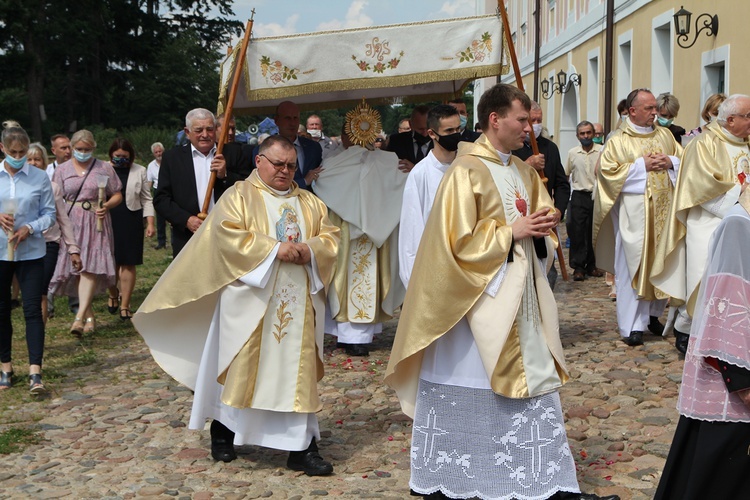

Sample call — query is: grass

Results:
[0,427,40,454]
[0,237,173,443]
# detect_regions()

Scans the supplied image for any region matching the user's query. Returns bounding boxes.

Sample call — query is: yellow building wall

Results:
[500,0,748,142]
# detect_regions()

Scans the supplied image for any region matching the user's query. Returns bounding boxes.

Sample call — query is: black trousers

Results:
[0,258,45,366]
[568,190,595,273]
[153,188,168,247]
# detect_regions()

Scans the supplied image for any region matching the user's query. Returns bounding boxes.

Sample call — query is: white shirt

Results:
[191,144,216,212]
[146,160,160,189]
[398,151,451,287]
[45,161,57,181]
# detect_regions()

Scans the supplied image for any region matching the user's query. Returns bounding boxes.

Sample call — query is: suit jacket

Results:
[251,135,322,191]
[154,142,252,256]
[513,136,571,218]
[460,129,481,143]
[386,131,433,164]
[120,162,154,217]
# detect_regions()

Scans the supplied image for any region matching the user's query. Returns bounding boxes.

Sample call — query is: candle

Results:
[3,198,17,261]
[96,174,109,232]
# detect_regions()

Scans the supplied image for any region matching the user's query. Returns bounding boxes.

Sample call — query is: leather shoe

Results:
[210,420,237,463]
[648,316,665,335]
[154,244,166,250]
[586,268,605,278]
[287,450,333,476]
[573,270,585,281]
[622,331,643,346]
[345,343,369,356]
[675,330,689,355]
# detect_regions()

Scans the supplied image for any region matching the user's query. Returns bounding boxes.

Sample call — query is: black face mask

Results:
[433,131,462,152]
[413,131,431,146]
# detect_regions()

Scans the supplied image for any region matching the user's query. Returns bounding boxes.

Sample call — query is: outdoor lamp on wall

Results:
[540,70,581,100]
[673,6,719,49]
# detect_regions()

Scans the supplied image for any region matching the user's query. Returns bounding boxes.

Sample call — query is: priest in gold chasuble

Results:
[593,89,682,347]
[652,95,750,354]
[133,136,340,475]
[312,103,407,357]
[386,84,583,500]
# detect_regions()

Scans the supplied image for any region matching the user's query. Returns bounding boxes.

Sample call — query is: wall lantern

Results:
[673,6,718,49]
[540,70,581,100]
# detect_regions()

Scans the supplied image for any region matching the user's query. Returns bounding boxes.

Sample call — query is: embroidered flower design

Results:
[260,55,302,85]
[352,38,404,74]
[455,32,493,63]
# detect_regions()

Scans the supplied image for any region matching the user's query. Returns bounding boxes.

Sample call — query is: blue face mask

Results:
[657,116,674,127]
[4,155,26,170]
[459,115,468,130]
[73,150,93,163]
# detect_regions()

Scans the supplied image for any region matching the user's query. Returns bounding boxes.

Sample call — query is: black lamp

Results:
[673,6,718,49]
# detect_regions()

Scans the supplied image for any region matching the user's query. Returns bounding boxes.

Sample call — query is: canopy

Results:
[218,14,509,115]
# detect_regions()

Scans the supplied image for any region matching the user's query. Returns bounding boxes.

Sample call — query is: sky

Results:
[226,0,481,38]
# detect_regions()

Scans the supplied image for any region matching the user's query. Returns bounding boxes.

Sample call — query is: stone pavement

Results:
[0,264,683,499]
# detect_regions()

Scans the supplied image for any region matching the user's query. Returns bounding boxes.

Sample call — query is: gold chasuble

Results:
[134,171,339,412]
[593,121,682,300]
[652,122,750,313]
[384,135,569,418]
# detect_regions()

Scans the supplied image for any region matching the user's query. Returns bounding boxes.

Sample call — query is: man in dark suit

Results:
[155,108,252,257]
[385,105,432,173]
[448,98,481,143]
[252,101,323,191]
[512,101,571,289]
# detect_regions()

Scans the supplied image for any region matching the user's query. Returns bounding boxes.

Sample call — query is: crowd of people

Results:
[2,82,748,499]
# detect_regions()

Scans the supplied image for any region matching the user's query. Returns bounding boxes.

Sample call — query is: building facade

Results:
[474,0,744,156]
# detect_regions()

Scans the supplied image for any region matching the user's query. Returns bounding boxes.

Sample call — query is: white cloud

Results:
[254,13,300,37]
[438,0,475,17]
[317,0,373,31]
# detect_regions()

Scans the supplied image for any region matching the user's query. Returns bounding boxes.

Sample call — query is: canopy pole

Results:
[497,0,569,281]
[199,10,255,220]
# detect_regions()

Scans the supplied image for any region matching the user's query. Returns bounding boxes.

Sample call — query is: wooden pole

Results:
[497,0,569,281]
[198,12,255,220]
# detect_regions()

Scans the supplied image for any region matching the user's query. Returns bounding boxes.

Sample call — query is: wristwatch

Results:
[25,224,34,235]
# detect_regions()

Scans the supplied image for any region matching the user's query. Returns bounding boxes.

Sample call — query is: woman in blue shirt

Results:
[0,126,56,394]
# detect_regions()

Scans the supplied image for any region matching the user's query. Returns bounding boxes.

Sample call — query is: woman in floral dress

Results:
[49,130,122,336]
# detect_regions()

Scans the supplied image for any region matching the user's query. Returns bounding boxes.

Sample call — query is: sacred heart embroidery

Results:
[514,190,528,217]
[503,175,531,222]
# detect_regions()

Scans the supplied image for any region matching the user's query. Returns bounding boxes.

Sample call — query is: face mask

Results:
[620,114,629,120]
[532,123,543,139]
[579,137,594,147]
[414,131,431,146]
[657,116,674,127]
[433,131,462,152]
[459,115,468,130]
[307,129,322,139]
[111,157,130,168]
[73,150,92,163]
[4,155,26,170]
[593,136,604,145]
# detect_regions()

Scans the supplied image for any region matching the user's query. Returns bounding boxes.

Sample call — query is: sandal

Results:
[29,373,46,395]
[107,295,120,314]
[0,370,13,390]
[83,317,96,335]
[70,317,84,338]
[120,308,133,321]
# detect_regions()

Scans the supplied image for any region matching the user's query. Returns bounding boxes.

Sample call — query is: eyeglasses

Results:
[258,154,297,172]
[374,138,385,143]
[731,113,750,120]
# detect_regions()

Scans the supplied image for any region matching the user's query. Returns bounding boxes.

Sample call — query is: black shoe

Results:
[674,329,689,355]
[154,244,166,250]
[345,343,370,356]
[648,315,665,335]
[622,331,643,346]
[410,489,450,499]
[573,270,585,281]
[336,342,349,349]
[10,299,20,309]
[287,440,333,476]
[210,420,237,462]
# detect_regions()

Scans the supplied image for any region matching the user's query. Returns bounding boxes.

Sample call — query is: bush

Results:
[87,125,177,164]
